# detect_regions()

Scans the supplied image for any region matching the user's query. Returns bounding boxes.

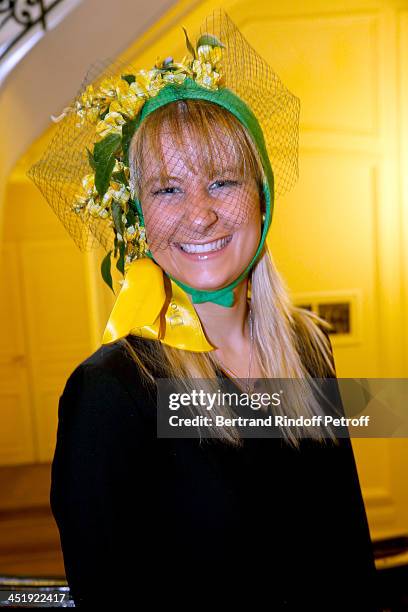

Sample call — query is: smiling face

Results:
[129,99,265,291]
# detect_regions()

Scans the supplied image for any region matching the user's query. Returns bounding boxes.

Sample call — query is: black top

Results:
[50,334,380,609]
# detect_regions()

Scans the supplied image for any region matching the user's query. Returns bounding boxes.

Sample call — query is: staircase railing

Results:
[0,0,83,86]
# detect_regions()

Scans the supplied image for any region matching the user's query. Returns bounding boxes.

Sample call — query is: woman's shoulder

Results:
[76,334,145,372]
[71,334,152,378]
[60,335,157,423]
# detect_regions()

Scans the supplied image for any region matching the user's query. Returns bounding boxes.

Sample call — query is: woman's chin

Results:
[174,272,235,292]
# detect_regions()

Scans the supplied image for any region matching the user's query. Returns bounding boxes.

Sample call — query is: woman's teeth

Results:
[178,235,232,253]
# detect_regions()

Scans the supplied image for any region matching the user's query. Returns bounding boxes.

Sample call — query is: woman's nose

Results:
[182,191,219,235]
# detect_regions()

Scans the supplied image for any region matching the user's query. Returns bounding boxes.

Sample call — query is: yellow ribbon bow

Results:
[102,257,216,352]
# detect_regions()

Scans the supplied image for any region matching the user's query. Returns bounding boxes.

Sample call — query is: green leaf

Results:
[196,34,225,49]
[101,250,115,294]
[113,235,119,258]
[122,74,136,85]
[182,26,196,59]
[121,117,138,162]
[86,147,96,170]
[116,241,125,275]
[111,200,125,237]
[93,133,121,198]
[126,207,136,226]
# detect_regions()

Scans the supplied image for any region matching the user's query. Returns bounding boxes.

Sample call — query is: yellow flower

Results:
[98,77,120,101]
[109,80,141,118]
[130,71,152,97]
[96,111,126,137]
[73,173,98,214]
[131,69,165,98]
[113,159,123,173]
[162,72,187,85]
[72,197,87,214]
[124,223,147,264]
[112,181,130,206]
[191,60,221,90]
[81,173,97,195]
[101,180,130,208]
[75,106,101,125]
[78,84,96,108]
[87,199,109,219]
[125,225,137,242]
[112,159,130,180]
[100,191,112,208]
[109,96,143,120]
[73,84,109,125]
[197,45,222,66]
[76,77,135,124]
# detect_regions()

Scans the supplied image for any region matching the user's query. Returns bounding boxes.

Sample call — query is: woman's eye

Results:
[209,179,240,190]
[152,186,181,196]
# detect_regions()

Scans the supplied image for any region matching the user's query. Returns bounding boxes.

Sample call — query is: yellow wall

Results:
[2,0,408,546]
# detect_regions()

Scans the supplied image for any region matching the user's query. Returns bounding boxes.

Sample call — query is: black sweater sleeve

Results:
[50,362,154,606]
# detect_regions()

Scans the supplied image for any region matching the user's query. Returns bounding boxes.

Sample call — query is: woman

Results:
[29,11,380,609]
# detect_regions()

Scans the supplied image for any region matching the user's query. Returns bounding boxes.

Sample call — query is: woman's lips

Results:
[173,234,233,261]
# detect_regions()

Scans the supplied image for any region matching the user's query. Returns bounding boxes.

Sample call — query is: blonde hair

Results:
[125,98,338,450]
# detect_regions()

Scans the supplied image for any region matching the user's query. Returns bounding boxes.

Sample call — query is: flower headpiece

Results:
[48,29,226,292]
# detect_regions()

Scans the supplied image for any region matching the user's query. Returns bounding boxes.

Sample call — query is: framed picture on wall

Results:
[292,290,362,346]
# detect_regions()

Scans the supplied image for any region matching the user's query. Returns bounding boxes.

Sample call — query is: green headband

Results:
[123,78,274,307]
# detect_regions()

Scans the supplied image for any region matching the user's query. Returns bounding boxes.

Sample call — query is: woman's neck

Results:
[191,279,250,352]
